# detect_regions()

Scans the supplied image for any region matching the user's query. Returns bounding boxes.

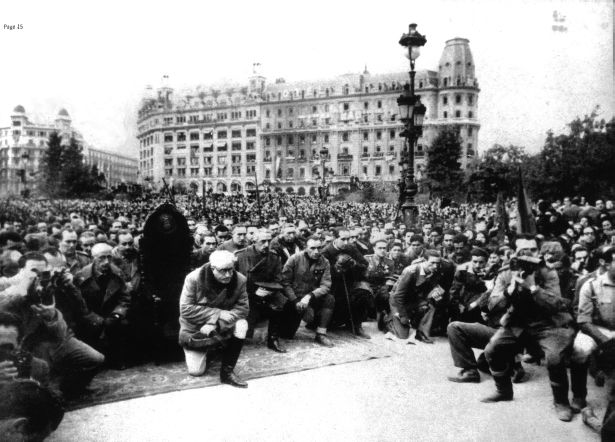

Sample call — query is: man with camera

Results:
[0,311,49,385]
[482,236,575,421]
[0,252,104,398]
[235,230,288,353]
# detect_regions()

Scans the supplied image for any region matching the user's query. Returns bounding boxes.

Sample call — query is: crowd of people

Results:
[1,193,615,440]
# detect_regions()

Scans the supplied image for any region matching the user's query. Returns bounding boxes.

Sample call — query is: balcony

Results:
[264,157,272,163]
[361,153,370,159]
[337,154,353,161]
[372,152,384,158]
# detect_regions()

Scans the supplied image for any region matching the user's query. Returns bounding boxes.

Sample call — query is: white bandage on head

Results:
[91,243,113,258]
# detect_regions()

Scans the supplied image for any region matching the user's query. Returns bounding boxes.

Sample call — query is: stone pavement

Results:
[50,323,603,441]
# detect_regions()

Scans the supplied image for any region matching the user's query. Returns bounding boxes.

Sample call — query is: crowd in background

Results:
[1,193,615,440]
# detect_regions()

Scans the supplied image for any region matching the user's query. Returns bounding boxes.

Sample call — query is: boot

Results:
[220,337,248,388]
[353,325,371,339]
[570,362,588,413]
[415,331,434,344]
[377,311,387,332]
[447,368,480,383]
[581,407,602,433]
[481,375,513,403]
[551,382,572,422]
[315,333,334,347]
[266,336,287,353]
[512,361,526,383]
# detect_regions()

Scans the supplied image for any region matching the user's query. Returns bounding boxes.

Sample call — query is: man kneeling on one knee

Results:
[178,250,249,388]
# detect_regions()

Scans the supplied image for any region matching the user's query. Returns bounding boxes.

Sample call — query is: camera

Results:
[0,344,33,379]
[509,255,542,275]
[25,269,68,306]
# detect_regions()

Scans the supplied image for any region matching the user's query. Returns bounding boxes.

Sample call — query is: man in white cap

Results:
[179,250,249,388]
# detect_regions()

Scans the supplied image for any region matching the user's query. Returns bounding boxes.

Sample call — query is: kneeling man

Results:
[179,250,249,388]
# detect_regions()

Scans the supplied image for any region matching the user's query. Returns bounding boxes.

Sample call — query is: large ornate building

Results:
[0,106,138,196]
[137,38,479,195]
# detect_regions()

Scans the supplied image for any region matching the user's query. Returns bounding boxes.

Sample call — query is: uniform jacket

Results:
[74,263,131,319]
[178,264,248,346]
[111,247,141,295]
[234,245,283,296]
[62,251,91,276]
[488,266,572,333]
[270,237,303,265]
[449,262,488,309]
[391,262,446,319]
[281,251,331,302]
[365,254,395,287]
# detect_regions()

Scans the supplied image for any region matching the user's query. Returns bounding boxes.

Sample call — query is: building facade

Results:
[0,106,138,196]
[137,38,479,196]
[83,147,138,188]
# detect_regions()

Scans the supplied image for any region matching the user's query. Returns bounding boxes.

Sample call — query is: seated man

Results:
[0,252,104,397]
[573,246,615,426]
[449,248,489,323]
[178,250,249,388]
[235,230,288,353]
[74,243,132,369]
[280,237,335,347]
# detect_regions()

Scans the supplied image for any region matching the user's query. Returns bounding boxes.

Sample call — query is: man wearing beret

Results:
[179,250,249,388]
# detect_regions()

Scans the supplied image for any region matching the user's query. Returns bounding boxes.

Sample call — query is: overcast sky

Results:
[1,0,612,157]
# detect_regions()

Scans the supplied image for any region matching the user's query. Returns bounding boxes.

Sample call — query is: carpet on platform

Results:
[65,327,393,410]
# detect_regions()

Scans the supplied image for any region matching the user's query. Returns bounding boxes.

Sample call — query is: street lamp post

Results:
[319,146,329,203]
[397,23,427,228]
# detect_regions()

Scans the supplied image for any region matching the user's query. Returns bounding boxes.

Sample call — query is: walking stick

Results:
[341,274,357,335]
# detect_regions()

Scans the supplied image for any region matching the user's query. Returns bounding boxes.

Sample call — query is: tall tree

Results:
[425,126,463,196]
[40,131,64,197]
[467,144,528,201]
[528,109,615,200]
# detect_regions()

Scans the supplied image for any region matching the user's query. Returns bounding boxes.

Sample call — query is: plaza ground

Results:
[50,324,602,442]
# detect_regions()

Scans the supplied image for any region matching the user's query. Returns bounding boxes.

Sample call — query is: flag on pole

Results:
[516,168,537,236]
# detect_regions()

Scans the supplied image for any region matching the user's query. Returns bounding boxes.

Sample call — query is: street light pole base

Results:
[401,203,418,228]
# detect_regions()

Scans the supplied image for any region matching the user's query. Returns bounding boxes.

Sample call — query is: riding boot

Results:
[570,362,588,412]
[220,337,247,388]
[481,374,513,402]
[267,311,287,352]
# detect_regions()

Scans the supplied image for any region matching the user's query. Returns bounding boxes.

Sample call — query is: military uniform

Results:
[63,251,91,276]
[365,254,395,316]
[234,245,287,349]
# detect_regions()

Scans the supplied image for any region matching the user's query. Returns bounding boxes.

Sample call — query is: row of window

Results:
[443,110,475,119]
[165,154,257,166]
[162,128,257,143]
[442,94,475,106]
[264,100,386,118]
[165,165,256,177]
[161,110,259,126]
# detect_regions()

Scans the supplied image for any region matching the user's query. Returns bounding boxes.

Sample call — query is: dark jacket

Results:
[74,263,131,319]
[281,251,331,302]
[234,245,283,296]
